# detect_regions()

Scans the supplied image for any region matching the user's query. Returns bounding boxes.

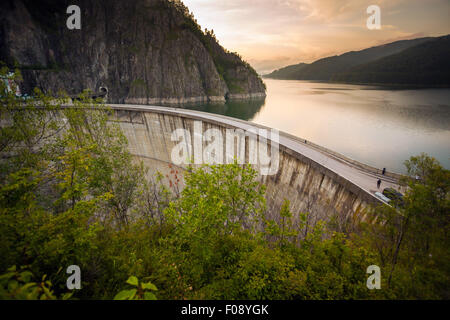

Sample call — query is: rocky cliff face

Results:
[0,0,266,104]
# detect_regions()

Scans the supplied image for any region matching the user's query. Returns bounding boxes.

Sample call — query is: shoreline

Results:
[122,92,267,106]
[261,78,450,90]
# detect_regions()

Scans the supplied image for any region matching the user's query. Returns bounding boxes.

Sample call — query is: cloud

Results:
[296,0,411,22]
[182,0,450,73]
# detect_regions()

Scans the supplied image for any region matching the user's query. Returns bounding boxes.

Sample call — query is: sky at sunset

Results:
[182,0,450,74]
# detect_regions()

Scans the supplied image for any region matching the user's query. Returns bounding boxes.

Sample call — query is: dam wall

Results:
[109,105,387,222]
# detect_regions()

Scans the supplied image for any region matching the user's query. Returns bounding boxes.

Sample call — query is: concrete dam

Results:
[108,104,401,221]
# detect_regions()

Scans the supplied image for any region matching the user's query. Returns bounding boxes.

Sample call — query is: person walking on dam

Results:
[377,179,382,189]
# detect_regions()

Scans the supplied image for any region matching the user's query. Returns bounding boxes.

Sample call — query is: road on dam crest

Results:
[108,104,402,206]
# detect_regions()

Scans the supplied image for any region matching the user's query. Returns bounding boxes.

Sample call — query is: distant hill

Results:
[265,63,309,80]
[263,36,448,86]
[332,35,450,86]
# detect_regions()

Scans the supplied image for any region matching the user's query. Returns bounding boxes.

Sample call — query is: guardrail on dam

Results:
[108,104,401,221]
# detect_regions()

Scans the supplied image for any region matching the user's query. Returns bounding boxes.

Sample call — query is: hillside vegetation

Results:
[265,36,449,86]
[0,0,265,104]
[333,35,450,85]
[265,63,308,80]
[1,69,449,300]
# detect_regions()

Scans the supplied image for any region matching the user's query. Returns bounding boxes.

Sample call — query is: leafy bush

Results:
[0,266,71,300]
[1,68,448,300]
[114,276,157,300]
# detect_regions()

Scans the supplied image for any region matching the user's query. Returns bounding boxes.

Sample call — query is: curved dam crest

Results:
[108,104,401,221]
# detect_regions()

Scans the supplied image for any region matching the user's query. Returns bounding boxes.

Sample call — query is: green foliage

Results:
[166,163,266,237]
[114,276,157,300]
[360,153,449,298]
[263,200,301,247]
[1,67,447,300]
[0,68,148,299]
[0,266,72,300]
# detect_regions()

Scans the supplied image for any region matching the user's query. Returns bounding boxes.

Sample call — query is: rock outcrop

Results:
[0,0,266,104]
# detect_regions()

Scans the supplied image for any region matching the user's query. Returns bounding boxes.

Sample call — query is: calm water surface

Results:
[184,79,450,173]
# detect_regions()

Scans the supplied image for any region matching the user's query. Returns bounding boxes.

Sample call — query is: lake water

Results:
[183,79,450,173]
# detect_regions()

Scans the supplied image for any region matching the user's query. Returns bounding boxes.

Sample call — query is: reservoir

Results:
[183,79,450,173]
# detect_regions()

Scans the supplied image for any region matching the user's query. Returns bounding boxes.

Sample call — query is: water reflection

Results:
[183,98,266,121]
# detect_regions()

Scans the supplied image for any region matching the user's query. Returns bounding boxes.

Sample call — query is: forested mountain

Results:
[264,36,449,86]
[265,63,308,80]
[0,0,266,104]
[332,35,450,85]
